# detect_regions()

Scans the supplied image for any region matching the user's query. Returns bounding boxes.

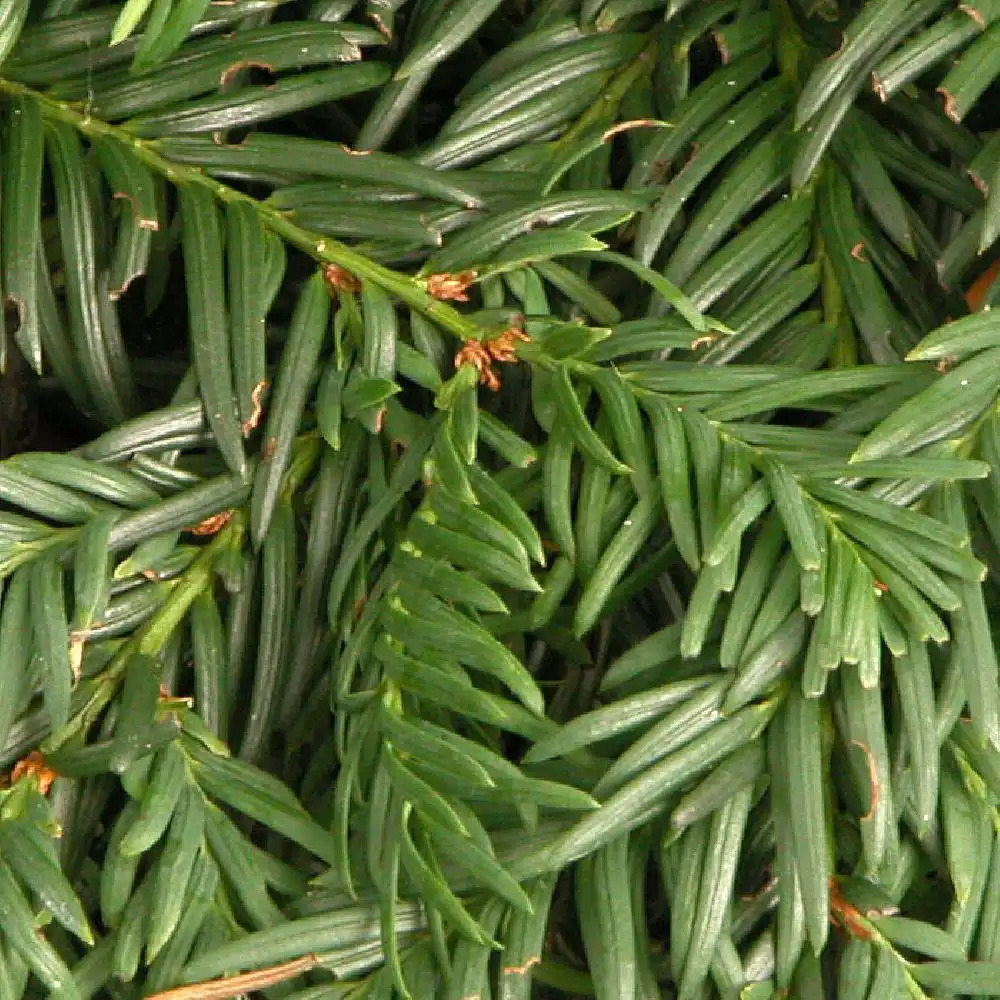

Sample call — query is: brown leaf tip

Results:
[220,60,275,88]
[112,192,160,231]
[713,30,731,64]
[601,119,661,143]
[830,878,876,940]
[690,333,720,351]
[367,12,392,39]
[851,740,881,822]
[959,3,987,28]
[938,87,961,123]
[503,956,541,976]
[242,379,270,436]
[871,71,887,103]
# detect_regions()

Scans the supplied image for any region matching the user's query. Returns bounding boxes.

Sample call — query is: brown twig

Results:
[144,954,321,1000]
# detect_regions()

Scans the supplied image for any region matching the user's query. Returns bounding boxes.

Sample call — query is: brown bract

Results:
[425,270,477,302]
[322,263,362,294]
[487,326,531,363]
[187,510,234,536]
[454,327,531,391]
[8,751,58,795]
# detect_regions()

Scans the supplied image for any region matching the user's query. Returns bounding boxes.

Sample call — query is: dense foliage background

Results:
[6,0,1000,997]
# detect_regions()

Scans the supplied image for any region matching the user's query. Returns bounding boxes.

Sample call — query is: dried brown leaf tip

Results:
[8,751,58,795]
[938,86,960,123]
[368,11,392,39]
[112,192,160,231]
[454,327,531,391]
[187,510,234,536]
[601,119,660,143]
[851,739,880,821]
[503,956,541,976]
[241,379,269,436]
[323,263,362,294]
[871,70,888,103]
[69,631,88,680]
[220,60,274,87]
[960,3,987,28]
[425,270,477,302]
[690,333,721,351]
